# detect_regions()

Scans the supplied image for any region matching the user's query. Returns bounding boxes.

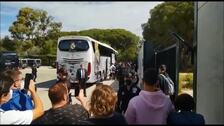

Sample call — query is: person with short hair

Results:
[56,67,69,83]
[124,68,174,124]
[32,82,89,124]
[77,84,127,125]
[167,93,205,125]
[0,73,44,124]
[1,70,34,111]
[56,67,72,104]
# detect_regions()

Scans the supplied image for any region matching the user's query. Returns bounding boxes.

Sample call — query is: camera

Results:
[24,73,34,90]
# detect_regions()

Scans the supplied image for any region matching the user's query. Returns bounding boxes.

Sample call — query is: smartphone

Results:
[24,73,33,90]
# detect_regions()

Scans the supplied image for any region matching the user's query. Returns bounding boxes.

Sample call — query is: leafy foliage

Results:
[142,2,194,71]
[9,7,62,42]
[2,7,140,63]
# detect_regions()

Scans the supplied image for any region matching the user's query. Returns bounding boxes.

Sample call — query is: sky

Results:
[0,1,163,39]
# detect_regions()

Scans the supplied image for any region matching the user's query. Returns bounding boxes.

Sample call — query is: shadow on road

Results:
[70,82,94,90]
[35,79,116,91]
[35,79,57,88]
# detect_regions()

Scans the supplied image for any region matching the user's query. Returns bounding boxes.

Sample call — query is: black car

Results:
[0,51,19,71]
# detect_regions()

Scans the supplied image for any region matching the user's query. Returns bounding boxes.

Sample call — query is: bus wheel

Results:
[104,72,107,80]
[100,71,104,82]
[102,71,106,81]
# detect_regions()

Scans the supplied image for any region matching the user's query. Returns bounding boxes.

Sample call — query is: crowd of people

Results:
[0,63,205,124]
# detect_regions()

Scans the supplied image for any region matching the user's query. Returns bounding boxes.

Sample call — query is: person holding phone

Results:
[0,72,44,124]
[0,70,34,111]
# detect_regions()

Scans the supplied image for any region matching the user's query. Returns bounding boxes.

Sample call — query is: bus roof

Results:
[58,36,118,54]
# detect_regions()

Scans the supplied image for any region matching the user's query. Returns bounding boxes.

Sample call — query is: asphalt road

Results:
[20,66,192,110]
[20,66,118,110]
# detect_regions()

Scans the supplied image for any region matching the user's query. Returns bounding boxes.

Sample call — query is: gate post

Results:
[175,35,180,100]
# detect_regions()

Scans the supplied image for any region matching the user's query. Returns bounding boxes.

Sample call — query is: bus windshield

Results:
[58,39,89,52]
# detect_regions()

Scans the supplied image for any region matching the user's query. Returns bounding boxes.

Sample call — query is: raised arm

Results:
[28,80,44,120]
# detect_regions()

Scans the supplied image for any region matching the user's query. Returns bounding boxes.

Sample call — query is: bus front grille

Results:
[63,58,84,64]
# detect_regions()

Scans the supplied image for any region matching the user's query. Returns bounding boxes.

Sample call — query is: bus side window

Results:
[92,41,100,63]
[92,41,95,53]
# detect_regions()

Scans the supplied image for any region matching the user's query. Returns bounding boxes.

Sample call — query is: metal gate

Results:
[139,32,193,100]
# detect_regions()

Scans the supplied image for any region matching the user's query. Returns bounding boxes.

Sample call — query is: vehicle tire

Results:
[100,71,103,82]
[97,71,101,82]
[102,70,106,81]
[104,71,107,80]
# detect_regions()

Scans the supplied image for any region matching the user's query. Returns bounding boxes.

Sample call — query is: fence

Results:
[20,55,56,66]
[155,44,177,91]
[139,33,191,99]
[155,43,179,100]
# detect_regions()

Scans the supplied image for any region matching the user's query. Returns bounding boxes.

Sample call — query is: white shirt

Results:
[81,69,85,79]
[0,108,33,124]
[110,65,116,73]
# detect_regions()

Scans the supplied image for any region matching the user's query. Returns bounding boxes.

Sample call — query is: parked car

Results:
[35,59,41,68]
[0,51,19,71]
[27,58,42,68]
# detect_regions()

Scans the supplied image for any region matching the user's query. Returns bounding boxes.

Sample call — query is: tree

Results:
[6,7,62,58]
[7,7,138,61]
[1,36,16,51]
[46,22,62,40]
[143,2,193,48]
[0,39,6,52]
[9,7,62,43]
[40,39,56,55]
[142,2,194,71]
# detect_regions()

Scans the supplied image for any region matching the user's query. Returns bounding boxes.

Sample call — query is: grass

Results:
[179,73,193,93]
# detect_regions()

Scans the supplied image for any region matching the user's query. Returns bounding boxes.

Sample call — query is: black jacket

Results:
[76,68,88,81]
[81,112,127,125]
[32,67,37,74]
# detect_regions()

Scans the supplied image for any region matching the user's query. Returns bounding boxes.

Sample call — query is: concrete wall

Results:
[197,2,224,124]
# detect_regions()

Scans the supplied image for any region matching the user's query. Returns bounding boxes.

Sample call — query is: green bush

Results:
[39,55,56,66]
[179,73,193,92]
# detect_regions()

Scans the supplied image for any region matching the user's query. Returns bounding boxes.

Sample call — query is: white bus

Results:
[56,36,118,83]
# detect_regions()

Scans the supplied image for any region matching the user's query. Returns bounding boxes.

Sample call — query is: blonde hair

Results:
[89,84,117,117]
